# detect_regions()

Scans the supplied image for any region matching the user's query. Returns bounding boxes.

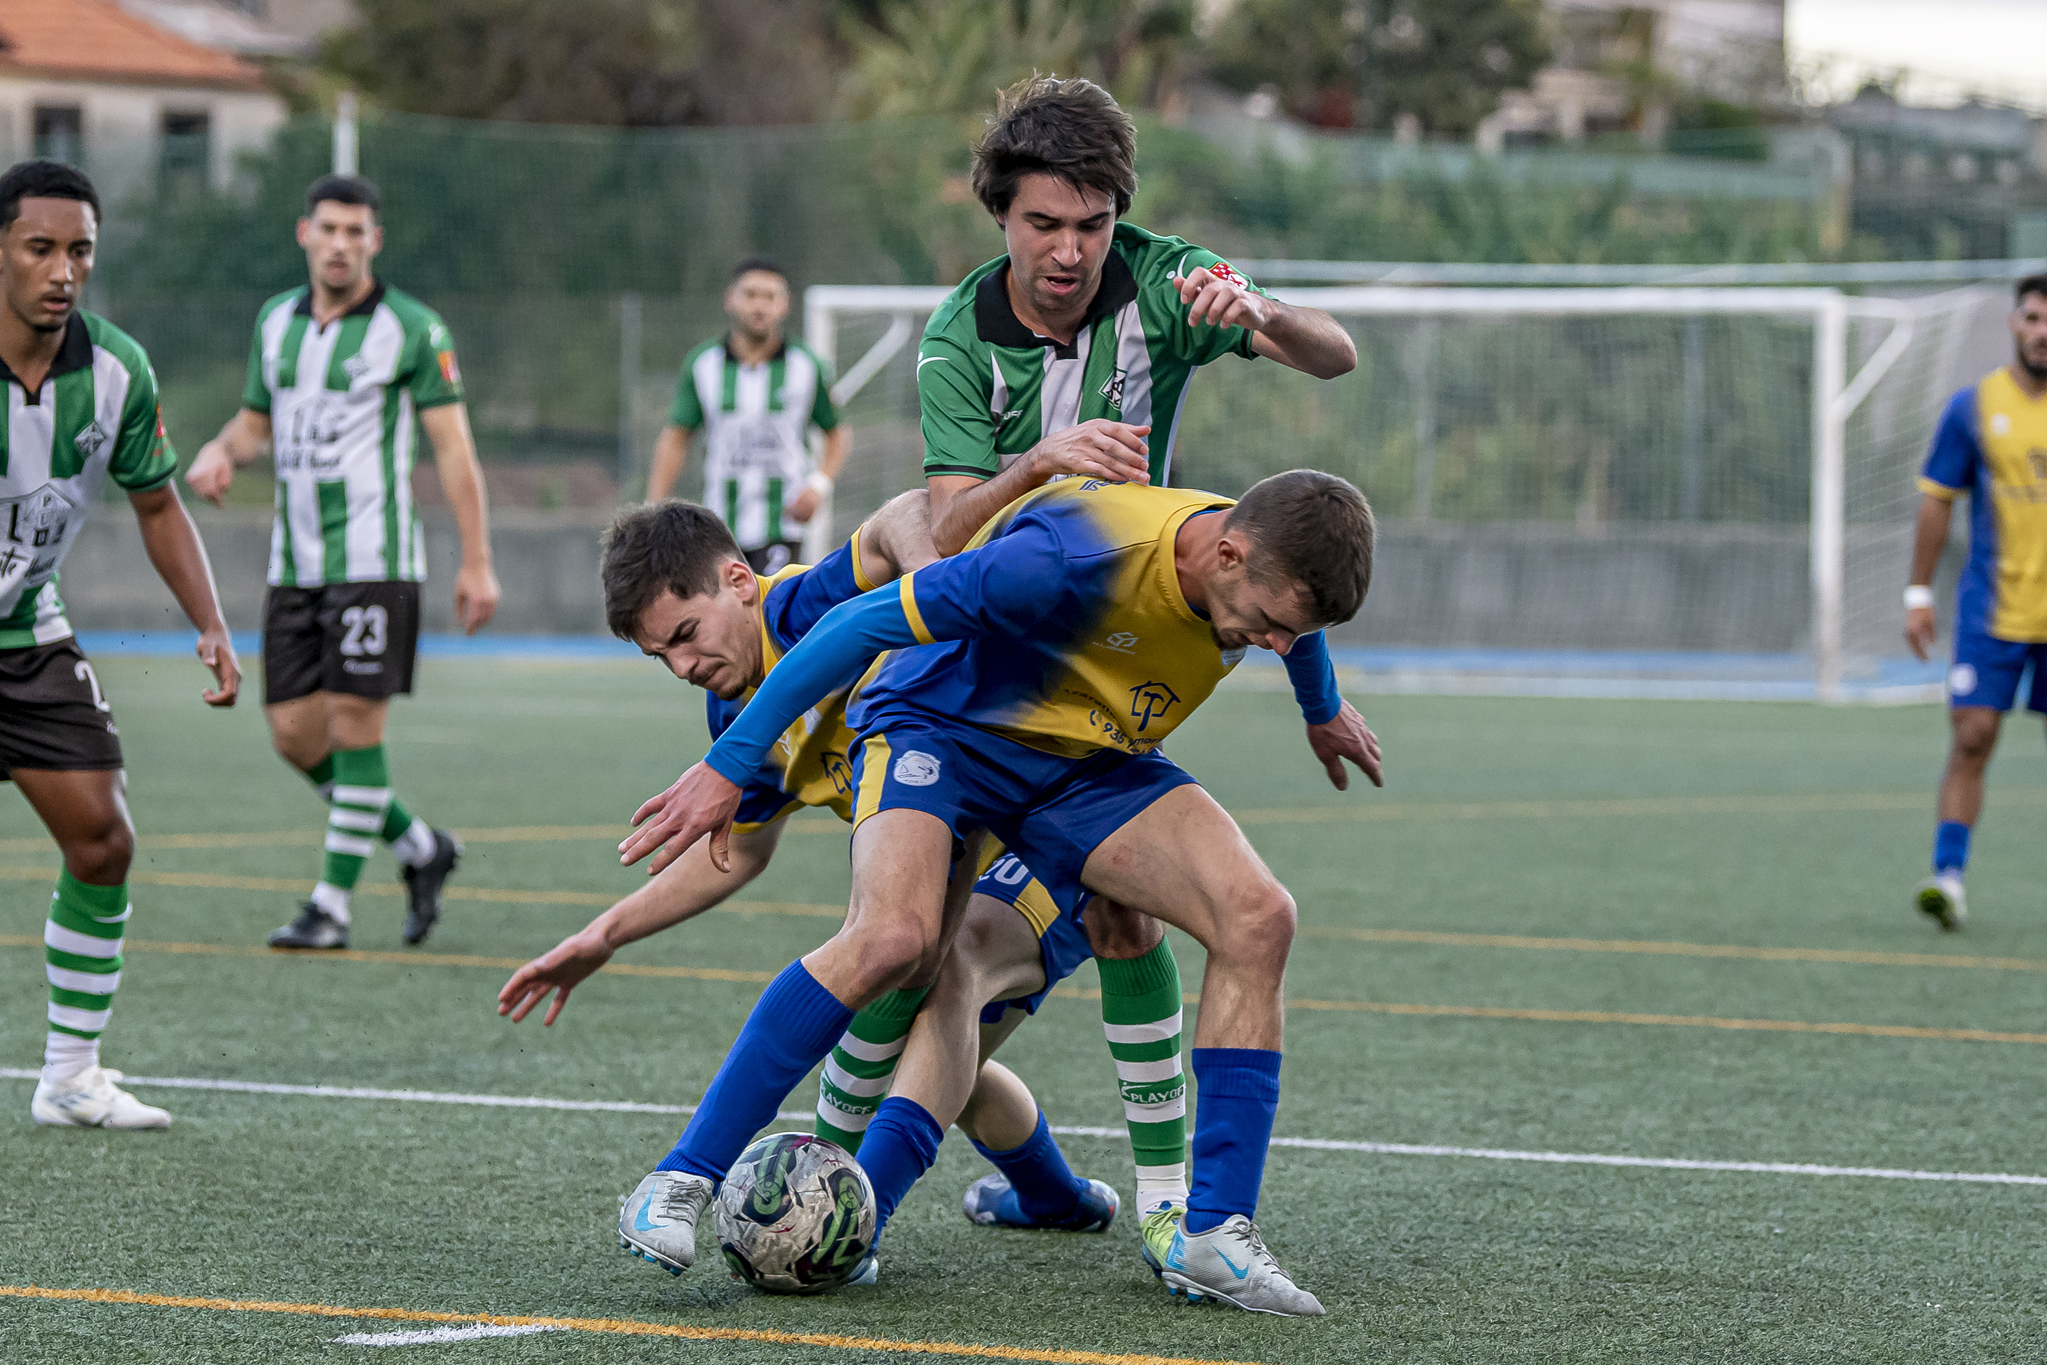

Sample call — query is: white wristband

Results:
[805,471,833,496]
[1904,585,1936,611]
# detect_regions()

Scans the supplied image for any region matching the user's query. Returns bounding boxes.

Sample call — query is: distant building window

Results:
[160,111,212,191]
[34,107,83,165]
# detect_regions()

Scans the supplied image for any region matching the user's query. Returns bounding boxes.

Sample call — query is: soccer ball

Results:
[714,1132,876,1294]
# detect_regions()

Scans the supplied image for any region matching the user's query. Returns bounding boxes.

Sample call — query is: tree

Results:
[1205,0,1548,136]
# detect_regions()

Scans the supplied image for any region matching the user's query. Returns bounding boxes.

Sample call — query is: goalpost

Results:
[805,282,1994,701]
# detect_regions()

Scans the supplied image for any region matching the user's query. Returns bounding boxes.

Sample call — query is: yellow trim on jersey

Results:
[898,574,935,645]
[852,733,892,829]
[849,526,877,593]
[1917,476,1963,502]
[732,800,801,836]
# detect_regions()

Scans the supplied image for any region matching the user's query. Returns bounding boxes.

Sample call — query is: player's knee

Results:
[1951,714,2000,764]
[1221,880,1296,967]
[852,920,940,998]
[1083,897,1164,960]
[65,816,134,884]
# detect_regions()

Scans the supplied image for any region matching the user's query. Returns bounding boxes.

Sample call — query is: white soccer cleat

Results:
[618,1170,713,1274]
[1160,1214,1325,1317]
[31,1066,171,1130]
[1915,873,1967,931]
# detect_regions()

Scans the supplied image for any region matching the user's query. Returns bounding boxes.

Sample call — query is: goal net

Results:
[803,282,2001,701]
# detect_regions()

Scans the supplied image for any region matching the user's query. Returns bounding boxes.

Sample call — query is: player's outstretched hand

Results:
[1905,605,1938,662]
[185,441,235,507]
[454,561,501,636]
[1306,699,1382,790]
[621,762,743,875]
[1178,264,1274,332]
[499,928,613,1026]
[1028,420,1151,487]
[196,624,240,707]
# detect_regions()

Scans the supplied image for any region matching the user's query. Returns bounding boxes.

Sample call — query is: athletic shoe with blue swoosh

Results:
[1158,1214,1324,1316]
[617,1171,713,1275]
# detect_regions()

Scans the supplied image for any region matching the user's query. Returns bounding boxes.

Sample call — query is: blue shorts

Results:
[1949,625,2047,713]
[847,707,1198,941]
[970,848,1095,1021]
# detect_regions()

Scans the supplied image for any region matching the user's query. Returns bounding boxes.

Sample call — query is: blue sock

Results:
[971,1111,1086,1222]
[860,1096,944,1236]
[655,960,852,1181]
[1933,821,1971,876]
[1184,1048,1281,1236]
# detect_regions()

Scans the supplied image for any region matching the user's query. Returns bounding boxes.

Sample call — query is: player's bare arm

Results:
[790,425,848,526]
[501,824,782,1025]
[418,402,501,635]
[929,423,1152,556]
[129,483,240,707]
[1906,492,1953,661]
[185,409,272,506]
[856,489,938,582]
[646,423,692,502]
[1177,266,1357,380]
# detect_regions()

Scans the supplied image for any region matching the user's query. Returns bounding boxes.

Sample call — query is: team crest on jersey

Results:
[72,421,109,462]
[342,353,373,383]
[1099,368,1125,410]
[1205,260,1248,288]
[893,750,942,787]
[1129,681,1181,731]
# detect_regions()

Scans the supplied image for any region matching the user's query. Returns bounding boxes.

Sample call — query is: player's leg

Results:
[813,982,928,1153]
[1082,898,1186,1218]
[620,804,975,1275]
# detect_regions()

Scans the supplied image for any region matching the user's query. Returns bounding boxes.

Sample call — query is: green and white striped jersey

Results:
[0,312,177,649]
[670,337,839,551]
[916,223,1260,487]
[243,282,463,587]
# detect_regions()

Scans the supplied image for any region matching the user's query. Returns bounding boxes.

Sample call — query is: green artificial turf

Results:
[4,657,2047,1363]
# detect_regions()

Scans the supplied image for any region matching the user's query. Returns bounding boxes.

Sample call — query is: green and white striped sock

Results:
[42,870,129,1083]
[299,753,336,803]
[314,745,399,923]
[1098,940,1188,1215]
[300,750,432,869]
[814,985,929,1154]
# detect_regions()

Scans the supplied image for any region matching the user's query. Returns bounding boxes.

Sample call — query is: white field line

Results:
[335,1323,561,1346]
[7,1068,2039,1189]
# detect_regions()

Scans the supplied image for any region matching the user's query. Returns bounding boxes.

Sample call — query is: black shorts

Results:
[745,542,804,575]
[263,581,422,706]
[0,637,124,779]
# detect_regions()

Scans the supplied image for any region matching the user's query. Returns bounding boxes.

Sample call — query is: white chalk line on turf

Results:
[335,1323,561,1346]
[6,1069,2039,1189]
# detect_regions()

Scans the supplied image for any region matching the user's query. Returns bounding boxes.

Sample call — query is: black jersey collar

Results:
[721,333,789,365]
[295,280,387,320]
[975,248,1138,353]
[0,313,93,398]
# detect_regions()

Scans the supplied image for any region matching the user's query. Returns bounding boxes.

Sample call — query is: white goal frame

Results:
[806,284,1926,702]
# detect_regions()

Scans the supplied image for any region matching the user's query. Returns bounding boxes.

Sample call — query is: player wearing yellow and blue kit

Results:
[1904,274,2047,930]
[620,470,1382,1316]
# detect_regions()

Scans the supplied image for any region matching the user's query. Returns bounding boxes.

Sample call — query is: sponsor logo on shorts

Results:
[1949,663,1978,697]
[342,659,386,675]
[892,750,941,787]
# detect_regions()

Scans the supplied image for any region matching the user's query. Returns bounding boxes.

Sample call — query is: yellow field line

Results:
[8,787,2036,855]
[0,1285,1254,1365]
[0,864,844,917]
[1303,926,2047,973]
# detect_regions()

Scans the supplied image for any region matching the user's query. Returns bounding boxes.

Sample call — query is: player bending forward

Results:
[495,497,1135,1266]
[622,471,1381,1316]
[0,161,241,1128]
[1905,273,2047,929]
[187,173,500,951]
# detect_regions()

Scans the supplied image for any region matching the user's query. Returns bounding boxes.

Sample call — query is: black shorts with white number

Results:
[262,581,422,705]
[0,637,124,779]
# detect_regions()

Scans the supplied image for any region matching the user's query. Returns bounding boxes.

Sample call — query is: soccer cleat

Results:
[962,1172,1119,1232]
[1160,1214,1325,1317]
[1139,1204,1184,1278]
[844,1250,880,1287]
[1915,873,1967,932]
[268,901,348,950]
[618,1170,713,1274]
[401,829,463,946]
[32,1066,171,1129]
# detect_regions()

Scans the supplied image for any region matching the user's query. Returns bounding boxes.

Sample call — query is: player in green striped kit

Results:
[186,174,500,951]
[0,161,242,1129]
[647,259,846,575]
[827,75,1361,1261]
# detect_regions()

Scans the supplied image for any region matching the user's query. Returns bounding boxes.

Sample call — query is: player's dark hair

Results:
[2016,273,2047,306]
[731,257,787,284]
[1225,470,1376,626]
[305,173,381,217]
[972,75,1137,219]
[0,160,100,231]
[601,500,746,640]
